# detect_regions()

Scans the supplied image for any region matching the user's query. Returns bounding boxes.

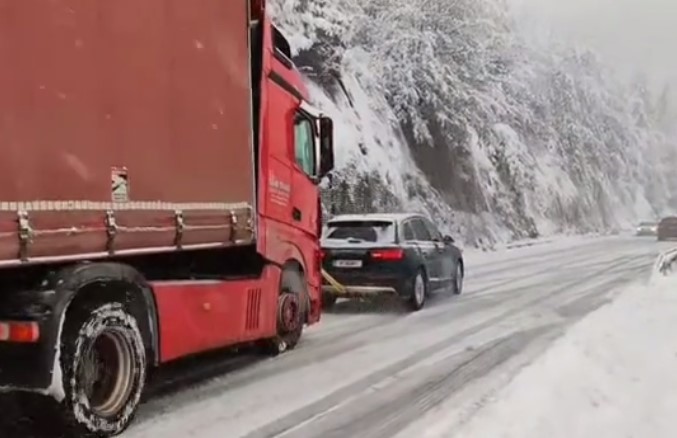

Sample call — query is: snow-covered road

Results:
[2,235,671,437]
[122,235,670,438]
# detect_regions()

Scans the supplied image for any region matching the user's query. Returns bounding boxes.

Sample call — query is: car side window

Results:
[422,217,443,241]
[294,116,316,177]
[411,218,432,241]
[402,222,415,241]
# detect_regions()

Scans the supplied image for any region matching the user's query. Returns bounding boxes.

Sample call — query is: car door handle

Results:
[292,207,302,222]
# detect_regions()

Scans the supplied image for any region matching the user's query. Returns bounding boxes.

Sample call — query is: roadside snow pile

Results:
[446,254,677,438]
[653,247,677,278]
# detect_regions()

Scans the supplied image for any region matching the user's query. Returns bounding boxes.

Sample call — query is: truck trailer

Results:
[0,0,334,435]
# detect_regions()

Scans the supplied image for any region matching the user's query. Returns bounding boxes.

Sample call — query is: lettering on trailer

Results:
[269,174,291,206]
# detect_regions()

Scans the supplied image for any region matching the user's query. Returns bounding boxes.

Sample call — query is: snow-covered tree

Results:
[271,0,677,244]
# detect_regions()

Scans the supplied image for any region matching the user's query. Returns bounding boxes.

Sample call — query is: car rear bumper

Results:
[322,284,399,298]
[321,269,411,299]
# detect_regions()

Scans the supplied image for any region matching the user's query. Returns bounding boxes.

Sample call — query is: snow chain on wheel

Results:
[60,302,147,437]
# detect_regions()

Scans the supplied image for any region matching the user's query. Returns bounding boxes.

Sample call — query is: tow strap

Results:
[321,269,347,294]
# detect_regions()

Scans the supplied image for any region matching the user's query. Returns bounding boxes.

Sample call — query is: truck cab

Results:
[251,6,334,323]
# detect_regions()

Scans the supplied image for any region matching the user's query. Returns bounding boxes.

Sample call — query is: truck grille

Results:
[245,288,262,331]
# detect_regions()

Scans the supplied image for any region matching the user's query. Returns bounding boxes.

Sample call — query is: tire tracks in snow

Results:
[139,243,626,413]
[0,238,661,438]
[248,326,560,438]
[134,246,655,435]
[238,252,654,438]
[286,247,649,372]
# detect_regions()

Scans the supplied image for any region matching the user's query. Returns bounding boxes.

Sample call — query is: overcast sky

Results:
[509,0,677,94]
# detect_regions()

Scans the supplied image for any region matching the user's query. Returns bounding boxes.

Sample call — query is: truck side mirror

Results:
[318,116,335,179]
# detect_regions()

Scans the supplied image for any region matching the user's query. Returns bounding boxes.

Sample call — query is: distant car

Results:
[657,217,677,241]
[635,221,658,236]
[320,213,464,311]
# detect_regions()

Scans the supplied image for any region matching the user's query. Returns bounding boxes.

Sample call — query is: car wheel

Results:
[406,269,427,312]
[59,302,147,437]
[451,262,464,295]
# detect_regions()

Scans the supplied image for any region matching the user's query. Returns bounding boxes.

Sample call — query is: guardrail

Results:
[504,238,556,250]
[502,232,614,252]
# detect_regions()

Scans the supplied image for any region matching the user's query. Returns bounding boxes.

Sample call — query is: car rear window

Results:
[660,217,677,226]
[324,221,396,243]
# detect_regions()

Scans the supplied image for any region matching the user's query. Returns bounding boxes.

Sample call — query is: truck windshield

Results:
[324,221,396,243]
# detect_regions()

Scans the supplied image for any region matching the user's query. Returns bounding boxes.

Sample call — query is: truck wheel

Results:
[59,302,147,437]
[406,269,427,312]
[261,268,306,356]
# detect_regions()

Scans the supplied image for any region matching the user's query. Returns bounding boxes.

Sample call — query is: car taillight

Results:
[0,321,40,343]
[370,249,404,261]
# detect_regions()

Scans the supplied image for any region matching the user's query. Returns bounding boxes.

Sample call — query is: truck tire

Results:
[59,302,147,437]
[261,267,306,356]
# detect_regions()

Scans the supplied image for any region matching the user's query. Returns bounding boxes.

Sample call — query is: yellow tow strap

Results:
[321,269,347,295]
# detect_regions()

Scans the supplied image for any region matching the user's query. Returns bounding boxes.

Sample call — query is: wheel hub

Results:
[79,330,134,418]
[278,293,301,333]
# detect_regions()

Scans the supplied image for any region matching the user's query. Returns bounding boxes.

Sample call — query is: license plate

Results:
[333,259,363,268]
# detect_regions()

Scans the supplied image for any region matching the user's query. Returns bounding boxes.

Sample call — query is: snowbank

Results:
[653,246,677,279]
[443,249,677,438]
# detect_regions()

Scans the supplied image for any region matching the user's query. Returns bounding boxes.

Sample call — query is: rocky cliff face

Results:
[270,0,677,247]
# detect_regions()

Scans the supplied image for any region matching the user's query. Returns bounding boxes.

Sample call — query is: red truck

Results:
[0,0,334,435]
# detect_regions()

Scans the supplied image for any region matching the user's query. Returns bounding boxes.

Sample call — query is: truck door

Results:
[290,112,320,252]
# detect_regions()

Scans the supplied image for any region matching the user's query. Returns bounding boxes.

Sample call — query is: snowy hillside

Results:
[270,0,677,247]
